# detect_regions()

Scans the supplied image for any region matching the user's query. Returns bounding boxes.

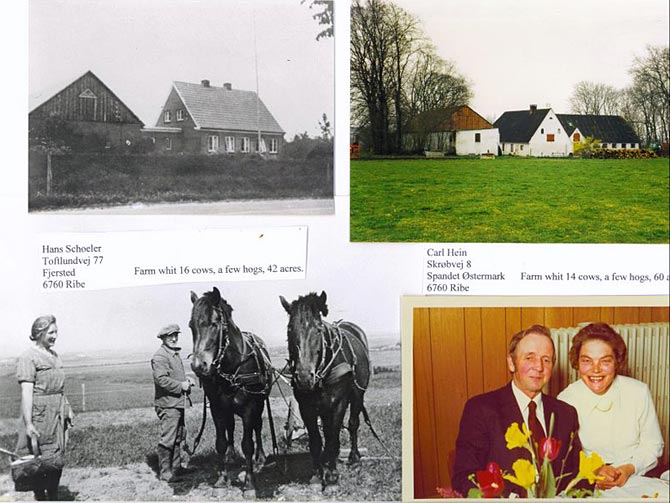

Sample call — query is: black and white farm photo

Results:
[28,0,334,214]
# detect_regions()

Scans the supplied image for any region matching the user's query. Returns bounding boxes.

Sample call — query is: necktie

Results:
[528,400,546,442]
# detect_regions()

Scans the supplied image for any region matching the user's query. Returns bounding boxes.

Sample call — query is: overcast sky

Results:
[391,0,669,121]
[29,0,334,139]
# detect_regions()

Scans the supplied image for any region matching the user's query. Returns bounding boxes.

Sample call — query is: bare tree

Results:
[351,0,395,154]
[351,0,472,154]
[628,45,669,146]
[569,81,622,115]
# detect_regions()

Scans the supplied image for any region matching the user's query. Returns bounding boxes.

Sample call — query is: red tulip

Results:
[476,462,505,498]
[539,437,562,461]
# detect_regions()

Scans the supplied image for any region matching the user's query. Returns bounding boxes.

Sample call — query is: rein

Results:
[211,305,270,395]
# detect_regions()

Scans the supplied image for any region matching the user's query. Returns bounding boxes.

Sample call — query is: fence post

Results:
[81,382,85,413]
[46,152,52,196]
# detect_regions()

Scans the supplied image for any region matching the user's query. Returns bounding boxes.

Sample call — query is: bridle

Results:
[201,302,270,395]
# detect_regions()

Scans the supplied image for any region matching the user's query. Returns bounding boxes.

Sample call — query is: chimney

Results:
[529,104,537,113]
[201,79,210,88]
[223,83,232,90]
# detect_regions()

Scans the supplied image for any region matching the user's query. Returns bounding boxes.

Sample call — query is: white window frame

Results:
[269,138,278,153]
[165,137,172,151]
[207,135,219,153]
[225,136,235,153]
[176,109,185,121]
[240,137,250,153]
[164,110,171,123]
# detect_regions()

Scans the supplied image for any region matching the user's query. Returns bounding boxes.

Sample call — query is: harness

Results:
[211,306,271,396]
[293,320,368,391]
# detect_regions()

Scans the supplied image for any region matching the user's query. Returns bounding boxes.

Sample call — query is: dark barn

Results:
[29,70,144,151]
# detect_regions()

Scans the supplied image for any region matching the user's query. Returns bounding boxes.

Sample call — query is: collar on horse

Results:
[211,305,270,395]
[294,320,363,389]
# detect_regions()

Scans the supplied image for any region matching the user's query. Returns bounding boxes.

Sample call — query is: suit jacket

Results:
[452,382,583,497]
[151,344,187,409]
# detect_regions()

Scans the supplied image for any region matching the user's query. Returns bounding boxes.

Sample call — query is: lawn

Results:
[350,157,670,243]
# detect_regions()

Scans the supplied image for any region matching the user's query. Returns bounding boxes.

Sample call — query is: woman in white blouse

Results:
[557,322,664,489]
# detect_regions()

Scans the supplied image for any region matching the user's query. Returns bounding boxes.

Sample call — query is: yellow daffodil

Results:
[505,422,531,450]
[503,459,537,489]
[578,451,606,484]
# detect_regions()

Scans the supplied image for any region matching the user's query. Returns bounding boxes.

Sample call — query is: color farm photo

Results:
[350,0,669,243]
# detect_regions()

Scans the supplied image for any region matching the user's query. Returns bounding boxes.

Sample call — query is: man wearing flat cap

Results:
[151,324,195,482]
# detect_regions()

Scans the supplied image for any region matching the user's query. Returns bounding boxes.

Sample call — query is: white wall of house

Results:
[527,109,572,157]
[456,128,499,155]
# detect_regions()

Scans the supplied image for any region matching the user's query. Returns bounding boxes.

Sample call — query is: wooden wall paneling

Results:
[505,307,523,360]
[413,376,425,498]
[481,308,509,392]
[613,306,640,324]
[520,307,545,329]
[413,308,438,499]
[545,307,574,328]
[639,306,653,323]
[650,306,670,322]
[464,308,484,397]
[429,308,468,491]
[573,307,604,325]
[599,307,616,324]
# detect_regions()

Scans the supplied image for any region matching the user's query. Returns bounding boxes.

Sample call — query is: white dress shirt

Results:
[511,380,548,436]
[558,375,664,475]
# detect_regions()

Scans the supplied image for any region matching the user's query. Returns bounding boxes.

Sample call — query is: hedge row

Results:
[29,153,333,210]
[586,148,658,159]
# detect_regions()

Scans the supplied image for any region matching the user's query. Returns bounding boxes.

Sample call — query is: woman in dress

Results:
[557,322,664,489]
[16,315,74,501]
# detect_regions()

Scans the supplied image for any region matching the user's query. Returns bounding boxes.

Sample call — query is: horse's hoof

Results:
[324,469,339,485]
[323,483,340,496]
[214,473,230,488]
[347,451,362,465]
[243,487,257,499]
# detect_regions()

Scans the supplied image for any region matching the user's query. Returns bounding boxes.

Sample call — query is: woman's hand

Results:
[25,422,41,439]
[596,463,635,489]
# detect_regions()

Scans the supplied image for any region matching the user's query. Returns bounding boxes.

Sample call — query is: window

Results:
[165,137,172,151]
[164,110,171,123]
[558,128,561,134]
[207,135,219,153]
[269,138,278,153]
[541,128,544,134]
[573,133,581,142]
[225,136,235,153]
[474,133,481,143]
[520,145,524,151]
[79,89,97,121]
[176,109,185,121]
[546,134,555,142]
[240,137,250,153]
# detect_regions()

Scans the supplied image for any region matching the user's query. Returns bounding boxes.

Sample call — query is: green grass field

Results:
[350,157,670,243]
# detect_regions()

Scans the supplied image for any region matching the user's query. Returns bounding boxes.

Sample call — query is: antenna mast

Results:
[253,10,263,154]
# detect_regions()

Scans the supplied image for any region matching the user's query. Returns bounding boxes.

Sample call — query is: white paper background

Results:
[0,1,668,359]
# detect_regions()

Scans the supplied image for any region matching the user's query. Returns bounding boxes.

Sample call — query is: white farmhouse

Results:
[494,105,572,157]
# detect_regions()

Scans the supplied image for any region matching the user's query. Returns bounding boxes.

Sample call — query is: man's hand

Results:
[181,380,193,392]
[26,423,40,439]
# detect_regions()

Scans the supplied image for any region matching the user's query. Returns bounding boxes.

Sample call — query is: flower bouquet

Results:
[439,413,605,498]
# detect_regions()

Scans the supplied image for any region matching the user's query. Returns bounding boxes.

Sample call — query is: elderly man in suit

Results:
[452,325,583,497]
[152,324,195,482]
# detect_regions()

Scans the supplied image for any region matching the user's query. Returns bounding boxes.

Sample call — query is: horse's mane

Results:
[292,292,328,318]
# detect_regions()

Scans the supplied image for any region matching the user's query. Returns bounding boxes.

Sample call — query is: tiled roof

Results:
[173,81,284,134]
[493,108,551,143]
[557,114,639,143]
[407,105,493,132]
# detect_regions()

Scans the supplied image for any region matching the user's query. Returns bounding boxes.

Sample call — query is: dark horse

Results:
[189,287,272,495]
[279,291,370,487]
